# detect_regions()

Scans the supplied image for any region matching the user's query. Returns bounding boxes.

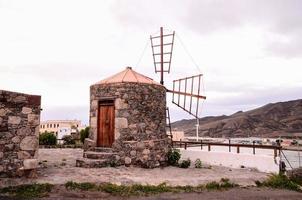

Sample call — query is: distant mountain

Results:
[171,99,302,138]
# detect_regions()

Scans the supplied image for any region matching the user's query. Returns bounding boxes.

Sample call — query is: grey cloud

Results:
[111,0,302,58]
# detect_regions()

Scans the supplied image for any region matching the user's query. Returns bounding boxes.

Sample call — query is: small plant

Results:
[39,131,57,145]
[205,181,221,190]
[220,178,238,188]
[167,148,181,166]
[194,159,202,168]
[179,159,191,168]
[205,178,238,190]
[80,127,90,143]
[109,159,119,167]
[65,181,97,191]
[62,135,76,145]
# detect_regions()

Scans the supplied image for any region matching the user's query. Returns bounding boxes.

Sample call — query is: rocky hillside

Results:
[171,99,302,138]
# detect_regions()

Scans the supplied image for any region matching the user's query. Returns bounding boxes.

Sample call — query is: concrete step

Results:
[76,158,109,168]
[90,147,113,153]
[83,151,117,160]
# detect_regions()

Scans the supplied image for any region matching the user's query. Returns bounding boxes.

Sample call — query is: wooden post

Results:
[160,27,164,85]
[274,148,277,158]
[180,139,182,148]
[200,140,203,150]
[253,141,255,155]
[184,142,187,150]
[237,146,240,154]
[208,144,211,151]
[228,139,231,152]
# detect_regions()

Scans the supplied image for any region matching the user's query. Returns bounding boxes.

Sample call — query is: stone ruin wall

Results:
[0,90,41,177]
[88,82,171,168]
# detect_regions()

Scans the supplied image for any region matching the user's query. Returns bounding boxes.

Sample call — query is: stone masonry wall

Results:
[88,82,170,168]
[0,90,41,177]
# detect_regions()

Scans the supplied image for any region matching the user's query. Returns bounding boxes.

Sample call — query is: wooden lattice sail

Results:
[168,74,206,118]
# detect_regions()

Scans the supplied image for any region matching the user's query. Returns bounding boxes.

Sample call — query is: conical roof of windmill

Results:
[94,66,162,86]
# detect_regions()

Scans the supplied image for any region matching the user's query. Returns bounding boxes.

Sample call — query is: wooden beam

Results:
[167,89,206,99]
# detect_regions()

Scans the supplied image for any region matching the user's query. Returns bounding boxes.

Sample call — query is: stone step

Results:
[76,158,109,168]
[83,151,117,160]
[90,147,113,153]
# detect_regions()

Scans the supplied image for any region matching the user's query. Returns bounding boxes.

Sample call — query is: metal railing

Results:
[172,140,282,158]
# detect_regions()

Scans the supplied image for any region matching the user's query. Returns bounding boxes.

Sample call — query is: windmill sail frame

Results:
[150,27,175,85]
[168,74,206,118]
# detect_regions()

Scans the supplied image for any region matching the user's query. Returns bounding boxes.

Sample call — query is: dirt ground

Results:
[0,148,269,187]
[1,149,302,199]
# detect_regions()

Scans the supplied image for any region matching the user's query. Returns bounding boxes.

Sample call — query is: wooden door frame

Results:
[97,99,115,147]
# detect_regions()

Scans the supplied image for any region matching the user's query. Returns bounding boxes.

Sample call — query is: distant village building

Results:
[171,131,185,141]
[39,120,84,140]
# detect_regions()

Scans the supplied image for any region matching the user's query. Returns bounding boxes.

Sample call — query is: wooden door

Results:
[97,102,115,147]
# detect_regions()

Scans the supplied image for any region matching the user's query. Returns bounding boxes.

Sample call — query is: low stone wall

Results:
[113,139,170,168]
[0,90,41,177]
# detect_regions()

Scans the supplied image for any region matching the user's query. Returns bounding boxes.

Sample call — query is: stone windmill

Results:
[76,27,206,168]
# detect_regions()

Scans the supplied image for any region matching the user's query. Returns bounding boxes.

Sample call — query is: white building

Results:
[39,120,83,138]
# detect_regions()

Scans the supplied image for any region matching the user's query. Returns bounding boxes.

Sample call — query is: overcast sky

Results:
[1,0,302,125]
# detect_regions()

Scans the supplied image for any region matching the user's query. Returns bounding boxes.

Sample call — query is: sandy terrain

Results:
[1,148,269,187]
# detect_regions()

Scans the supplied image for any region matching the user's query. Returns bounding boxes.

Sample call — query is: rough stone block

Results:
[17,127,32,136]
[136,142,145,150]
[27,114,39,125]
[0,109,7,116]
[14,96,27,103]
[23,159,38,170]
[125,157,131,165]
[130,150,136,156]
[22,107,32,114]
[8,116,21,124]
[91,117,97,127]
[0,152,3,159]
[142,149,150,155]
[17,151,31,159]
[12,136,21,143]
[115,128,120,139]
[115,98,128,109]
[115,118,128,129]
[20,136,38,150]
[91,100,98,109]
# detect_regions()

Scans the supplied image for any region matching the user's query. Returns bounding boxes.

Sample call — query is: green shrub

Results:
[167,148,181,166]
[256,174,301,192]
[194,159,202,168]
[80,127,90,143]
[39,131,57,145]
[62,135,75,145]
[0,183,53,198]
[179,159,191,168]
